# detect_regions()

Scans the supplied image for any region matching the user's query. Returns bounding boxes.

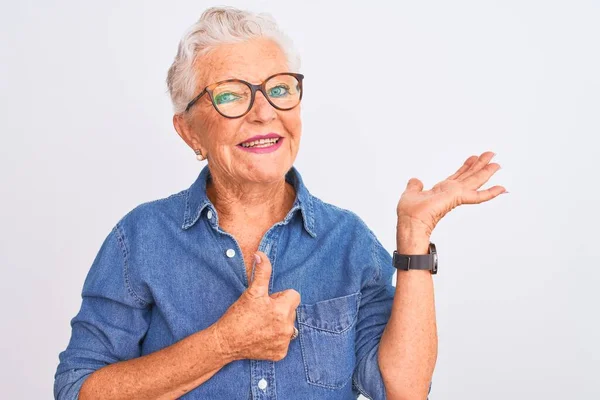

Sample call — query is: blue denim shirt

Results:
[54,165,432,399]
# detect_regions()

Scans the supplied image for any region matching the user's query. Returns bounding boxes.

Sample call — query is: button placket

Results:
[251,359,277,399]
[248,231,280,399]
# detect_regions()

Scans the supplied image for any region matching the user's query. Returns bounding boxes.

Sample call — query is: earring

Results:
[194,149,206,161]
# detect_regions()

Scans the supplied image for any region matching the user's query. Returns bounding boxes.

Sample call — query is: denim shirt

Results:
[54,165,432,399]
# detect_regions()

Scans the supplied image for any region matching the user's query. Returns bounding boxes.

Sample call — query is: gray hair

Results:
[166,6,301,114]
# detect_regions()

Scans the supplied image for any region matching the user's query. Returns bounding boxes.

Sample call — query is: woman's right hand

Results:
[213,251,301,362]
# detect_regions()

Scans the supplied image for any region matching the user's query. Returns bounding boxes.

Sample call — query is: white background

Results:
[1,0,598,399]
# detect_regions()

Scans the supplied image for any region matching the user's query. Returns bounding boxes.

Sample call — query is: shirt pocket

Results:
[296,291,362,389]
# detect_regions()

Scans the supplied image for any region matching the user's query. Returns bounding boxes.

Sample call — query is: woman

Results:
[54,6,505,400]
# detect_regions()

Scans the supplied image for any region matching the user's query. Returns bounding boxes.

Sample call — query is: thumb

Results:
[247,251,272,298]
[405,177,424,192]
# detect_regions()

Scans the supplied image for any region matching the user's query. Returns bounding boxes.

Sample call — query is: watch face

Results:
[430,243,438,274]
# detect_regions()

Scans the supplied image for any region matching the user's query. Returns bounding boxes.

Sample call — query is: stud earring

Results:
[194,149,206,161]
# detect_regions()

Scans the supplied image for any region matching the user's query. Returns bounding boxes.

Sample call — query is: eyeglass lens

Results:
[211,74,301,117]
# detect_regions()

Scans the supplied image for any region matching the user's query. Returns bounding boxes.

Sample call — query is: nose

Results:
[248,90,276,122]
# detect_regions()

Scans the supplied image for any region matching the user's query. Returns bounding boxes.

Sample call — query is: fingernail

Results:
[254,253,262,264]
[502,190,509,194]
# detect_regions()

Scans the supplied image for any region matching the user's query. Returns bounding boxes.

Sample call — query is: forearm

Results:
[378,228,438,400]
[79,323,233,400]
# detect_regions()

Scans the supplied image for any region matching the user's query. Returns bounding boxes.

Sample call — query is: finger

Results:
[247,251,272,298]
[287,323,297,342]
[405,177,424,192]
[446,155,478,181]
[457,151,496,181]
[271,288,301,307]
[462,162,501,189]
[461,185,507,204]
[271,290,300,326]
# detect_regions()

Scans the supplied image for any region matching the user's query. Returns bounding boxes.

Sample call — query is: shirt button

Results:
[258,378,268,390]
[226,248,236,258]
[207,210,213,220]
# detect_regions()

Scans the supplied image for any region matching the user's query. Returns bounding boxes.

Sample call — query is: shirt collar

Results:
[182,164,317,238]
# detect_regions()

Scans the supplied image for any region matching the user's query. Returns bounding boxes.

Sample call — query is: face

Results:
[174,38,302,186]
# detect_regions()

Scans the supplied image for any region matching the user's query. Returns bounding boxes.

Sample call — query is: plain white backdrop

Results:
[1,0,598,399]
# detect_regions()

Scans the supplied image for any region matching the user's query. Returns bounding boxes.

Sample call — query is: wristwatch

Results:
[392,242,438,274]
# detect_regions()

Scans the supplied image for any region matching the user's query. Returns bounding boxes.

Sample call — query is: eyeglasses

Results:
[184,72,304,118]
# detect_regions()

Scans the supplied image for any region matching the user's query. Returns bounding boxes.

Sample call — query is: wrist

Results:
[396,220,430,254]
[396,236,430,254]
[209,322,238,364]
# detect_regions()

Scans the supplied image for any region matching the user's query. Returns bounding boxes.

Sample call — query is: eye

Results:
[214,92,243,105]
[268,84,290,98]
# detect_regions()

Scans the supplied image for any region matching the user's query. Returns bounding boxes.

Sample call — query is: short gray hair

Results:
[166,6,301,114]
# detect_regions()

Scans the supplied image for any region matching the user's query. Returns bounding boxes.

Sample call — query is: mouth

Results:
[237,133,283,148]
[236,134,284,154]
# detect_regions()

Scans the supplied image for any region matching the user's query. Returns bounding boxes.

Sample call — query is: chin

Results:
[244,160,290,183]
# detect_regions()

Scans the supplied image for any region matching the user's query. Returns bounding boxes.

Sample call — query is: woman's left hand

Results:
[396,151,506,241]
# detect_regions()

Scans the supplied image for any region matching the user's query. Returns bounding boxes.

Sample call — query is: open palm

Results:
[396,151,506,237]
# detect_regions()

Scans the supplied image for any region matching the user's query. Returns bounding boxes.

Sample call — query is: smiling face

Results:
[174,37,302,186]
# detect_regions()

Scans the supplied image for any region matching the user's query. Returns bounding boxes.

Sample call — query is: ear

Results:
[173,113,201,151]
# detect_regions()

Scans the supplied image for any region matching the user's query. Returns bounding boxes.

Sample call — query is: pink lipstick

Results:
[237,133,283,154]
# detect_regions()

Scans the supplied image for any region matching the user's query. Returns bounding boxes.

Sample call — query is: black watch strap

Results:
[392,243,438,274]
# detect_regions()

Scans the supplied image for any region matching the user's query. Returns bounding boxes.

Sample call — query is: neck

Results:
[206,169,296,226]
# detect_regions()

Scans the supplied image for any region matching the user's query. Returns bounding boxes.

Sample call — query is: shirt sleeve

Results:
[54,222,152,400]
[352,230,433,400]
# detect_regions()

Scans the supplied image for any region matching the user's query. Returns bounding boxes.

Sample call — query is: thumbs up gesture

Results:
[213,251,301,362]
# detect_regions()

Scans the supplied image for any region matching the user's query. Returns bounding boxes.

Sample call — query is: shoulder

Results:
[310,195,392,283]
[115,189,188,238]
[311,195,378,241]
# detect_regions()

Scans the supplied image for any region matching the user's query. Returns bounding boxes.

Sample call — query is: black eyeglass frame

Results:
[184,72,305,118]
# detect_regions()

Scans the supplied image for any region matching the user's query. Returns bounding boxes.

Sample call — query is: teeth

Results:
[241,138,280,148]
